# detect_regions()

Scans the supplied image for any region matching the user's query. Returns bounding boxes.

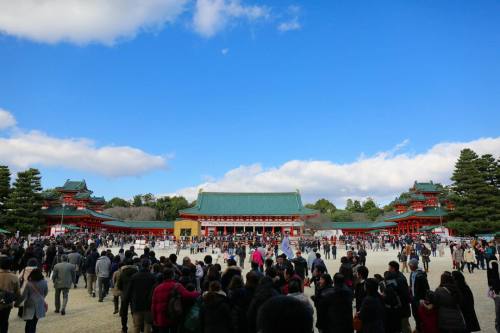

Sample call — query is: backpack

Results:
[167,283,183,322]
[184,297,202,333]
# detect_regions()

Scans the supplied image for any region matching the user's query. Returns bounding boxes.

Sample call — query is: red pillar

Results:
[290,227,294,236]
[272,226,275,234]
[233,226,236,234]
[281,227,284,234]
[205,227,208,236]
[223,226,227,235]
[214,226,218,235]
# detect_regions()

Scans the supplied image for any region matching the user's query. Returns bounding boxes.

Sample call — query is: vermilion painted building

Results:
[43,180,174,235]
[179,191,319,236]
[384,181,454,234]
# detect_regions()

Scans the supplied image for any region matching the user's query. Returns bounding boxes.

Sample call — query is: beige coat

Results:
[0,269,21,310]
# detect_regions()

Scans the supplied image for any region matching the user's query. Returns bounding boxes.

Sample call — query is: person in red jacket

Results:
[151,268,200,332]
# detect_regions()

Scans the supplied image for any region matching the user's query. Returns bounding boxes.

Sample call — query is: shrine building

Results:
[42,180,175,235]
[383,181,454,234]
[179,191,319,236]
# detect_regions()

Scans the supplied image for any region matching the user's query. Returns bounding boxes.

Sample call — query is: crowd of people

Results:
[0,232,497,333]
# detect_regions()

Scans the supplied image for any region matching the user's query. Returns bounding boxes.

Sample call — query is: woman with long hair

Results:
[429,271,466,333]
[19,268,48,333]
[451,271,480,332]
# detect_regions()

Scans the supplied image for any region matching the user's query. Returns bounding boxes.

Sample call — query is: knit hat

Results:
[408,258,419,267]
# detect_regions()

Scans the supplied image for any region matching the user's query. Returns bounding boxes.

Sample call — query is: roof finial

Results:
[198,188,203,193]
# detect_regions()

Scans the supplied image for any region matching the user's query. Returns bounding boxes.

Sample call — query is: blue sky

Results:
[0,0,499,206]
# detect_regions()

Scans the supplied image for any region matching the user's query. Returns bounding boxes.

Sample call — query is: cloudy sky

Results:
[0,0,499,206]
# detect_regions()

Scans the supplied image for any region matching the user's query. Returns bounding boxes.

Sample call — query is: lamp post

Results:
[60,202,66,230]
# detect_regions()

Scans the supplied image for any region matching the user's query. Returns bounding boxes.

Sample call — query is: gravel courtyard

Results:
[8,245,497,333]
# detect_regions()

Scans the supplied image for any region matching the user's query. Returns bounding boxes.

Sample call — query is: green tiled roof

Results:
[180,192,319,216]
[319,221,397,230]
[56,180,88,192]
[413,181,440,193]
[74,192,91,199]
[43,206,115,220]
[419,225,440,232]
[102,220,174,229]
[41,191,61,200]
[409,194,426,201]
[91,197,105,203]
[385,207,448,221]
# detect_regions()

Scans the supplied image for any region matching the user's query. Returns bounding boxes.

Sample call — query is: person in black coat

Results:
[354,266,369,312]
[221,259,242,293]
[123,259,156,333]
[452,271,480,332]
[359,278,385,333]
[247,277,279,333]
[315,273,353,333]
[228,274,256,333]
[257,296,314,333]
[201,281,233,333]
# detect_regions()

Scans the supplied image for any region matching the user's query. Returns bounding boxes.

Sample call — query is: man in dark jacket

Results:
[291,251,308,279]
[221,258,242,292]
[389,261,412,333]
[354,265,368,311]
[316,273,353,333]
[123,259,156,333]
[118,258,139,333]
[85,246,99,297]
[408,259,429,332]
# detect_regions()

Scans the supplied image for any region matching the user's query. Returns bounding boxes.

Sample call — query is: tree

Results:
[133,194,143,207]
[345,199,354,211]
[306,198,336,214]
[352,200,363,212]
[0,166,10,227]
[106,197,130,208]
[450,148,500,222]
[6,168,43,234]
[362,198,377,211]
[155,196,190,220]
[331,210,353,222]
[142,193,155,207]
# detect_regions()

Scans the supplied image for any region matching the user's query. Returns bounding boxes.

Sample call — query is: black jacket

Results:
[410,269,429,302]
[124,271,156,313]
[201,292,233,333]
[315,285,353,333]
[359,295,385,333]
[457,284,480,332]
[291,256,308,279]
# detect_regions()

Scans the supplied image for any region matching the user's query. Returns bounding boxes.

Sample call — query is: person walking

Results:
[428,271,466,332]
[18,268,48,333]
[421,245,431,272]
[85,246,99,297]
[123,259,156,333]
[388,261,412,333]
[0,257,21,333]
[95,250,111,302]
[408,259,429,332]
[151,268,200,333]
[117,258,139,333]
[51,254,75,315]
[67,246,82,288]
[359,278,385,333]
[314,273,353,333]
[452,271,480,332]
[398,250,409,273]
[464,247,476,273]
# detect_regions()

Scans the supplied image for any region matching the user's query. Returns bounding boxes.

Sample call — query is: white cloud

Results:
[0,0,188,45]
[0,109,16,130]
[0,111,167,177]
[193,0,269,37]
[172,137,500,205]
[277,5,301,32]
[221,48,229,55]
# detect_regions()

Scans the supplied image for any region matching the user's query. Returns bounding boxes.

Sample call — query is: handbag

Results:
[29,282,48,312]
[353,313,362,331]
